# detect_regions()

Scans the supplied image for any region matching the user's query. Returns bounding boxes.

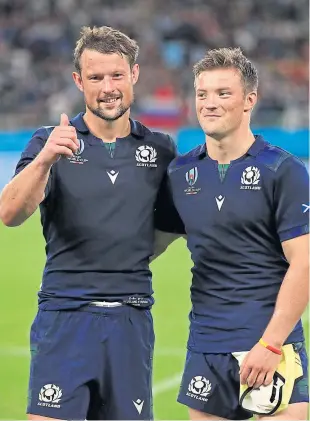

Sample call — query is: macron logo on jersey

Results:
[133,399,144,414]
[215,195,225,211]
[107,170,119,184]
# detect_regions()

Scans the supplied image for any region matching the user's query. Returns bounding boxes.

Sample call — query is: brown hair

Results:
[193,47,258,92]
[74,26,139,73]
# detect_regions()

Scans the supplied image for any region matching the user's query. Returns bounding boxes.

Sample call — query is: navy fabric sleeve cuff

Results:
[279,224,309,242]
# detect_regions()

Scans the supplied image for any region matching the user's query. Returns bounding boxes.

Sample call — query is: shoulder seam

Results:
[255,145,294,173]
[44,126,55,138]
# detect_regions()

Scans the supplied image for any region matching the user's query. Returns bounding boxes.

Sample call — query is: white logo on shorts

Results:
[38,384,62,408]
[133,398,144,414]
[186,376,212,402]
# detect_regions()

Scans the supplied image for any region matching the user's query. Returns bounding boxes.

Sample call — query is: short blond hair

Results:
[193,47,258,92]
[74,26,139,73]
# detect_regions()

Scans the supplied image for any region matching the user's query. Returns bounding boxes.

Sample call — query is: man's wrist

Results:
[34,155,53,173]
[259,338,282,355]
[261,334,284,350]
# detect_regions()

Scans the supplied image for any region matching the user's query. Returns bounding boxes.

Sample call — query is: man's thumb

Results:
[60,113,70,126]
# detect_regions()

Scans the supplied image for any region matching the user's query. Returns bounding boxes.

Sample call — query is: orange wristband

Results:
[259,338,282,355]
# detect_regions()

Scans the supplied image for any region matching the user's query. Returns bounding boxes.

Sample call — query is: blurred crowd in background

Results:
[0,0,308,130]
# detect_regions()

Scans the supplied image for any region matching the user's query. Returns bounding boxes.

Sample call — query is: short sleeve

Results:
[274,156,309,242]
[14,127,52,198]
[154,174,186,234]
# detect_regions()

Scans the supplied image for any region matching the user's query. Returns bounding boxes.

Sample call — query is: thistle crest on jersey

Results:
[135,145,157,167]
[240,166,261,190]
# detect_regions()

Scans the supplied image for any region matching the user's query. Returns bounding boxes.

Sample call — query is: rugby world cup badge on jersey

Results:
[68,138,88,164]
[184,167,201,195]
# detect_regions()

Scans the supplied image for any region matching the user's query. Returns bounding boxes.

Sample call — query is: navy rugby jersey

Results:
[14,113,183,310]
[168,135,309,353]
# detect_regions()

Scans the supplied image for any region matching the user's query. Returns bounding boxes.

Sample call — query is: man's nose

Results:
[102,77,114,93]
[202,95,219,110]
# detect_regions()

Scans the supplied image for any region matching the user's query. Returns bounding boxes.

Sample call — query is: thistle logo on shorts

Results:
[186,376,212,402]
[38,384,62,408]
[184,167,201,195]
[240,166,261,190]
[68,139,88,164]
[135,145,157,167]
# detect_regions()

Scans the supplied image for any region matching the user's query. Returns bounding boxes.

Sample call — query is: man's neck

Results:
[83,110,131,143]
[206,127,255,164]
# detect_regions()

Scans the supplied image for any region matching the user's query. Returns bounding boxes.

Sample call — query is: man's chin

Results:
[88,105,128,122]
[100,112,121,122]
[206,131,226,141]
[202,127,224,139]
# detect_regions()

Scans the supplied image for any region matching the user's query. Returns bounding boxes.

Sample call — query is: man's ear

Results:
[73,72,84,93]
[245,91,257,112]
[131,63,140,86]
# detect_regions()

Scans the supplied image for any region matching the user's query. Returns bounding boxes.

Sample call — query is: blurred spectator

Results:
[0,0,308,130]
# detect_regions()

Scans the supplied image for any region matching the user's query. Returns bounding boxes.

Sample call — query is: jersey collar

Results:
[246,135,267,156]
[198,134,266,159]
[70,112,145,138]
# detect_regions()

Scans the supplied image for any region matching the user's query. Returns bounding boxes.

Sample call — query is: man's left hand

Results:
[239,342,282,388]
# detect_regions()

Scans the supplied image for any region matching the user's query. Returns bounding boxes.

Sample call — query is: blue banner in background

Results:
[0,152,19,191]
[0,128,308,191]
[177,128,309,157]
[0,130,34,152]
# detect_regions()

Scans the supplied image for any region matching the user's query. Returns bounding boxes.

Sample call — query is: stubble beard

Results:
[86,94,134,122]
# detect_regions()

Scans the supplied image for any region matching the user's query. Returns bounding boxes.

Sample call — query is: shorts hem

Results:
[177,396,253,420]
[177,397,239,419]
[26,408,85,419]
[289,398,310,404]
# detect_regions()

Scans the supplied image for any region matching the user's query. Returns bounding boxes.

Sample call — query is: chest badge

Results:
[184,167,201,195]
[68,138,88,164]
[135,145,157,167]
[240,166,261,190]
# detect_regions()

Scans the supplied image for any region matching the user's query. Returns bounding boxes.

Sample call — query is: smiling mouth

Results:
[99,97,121,104]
